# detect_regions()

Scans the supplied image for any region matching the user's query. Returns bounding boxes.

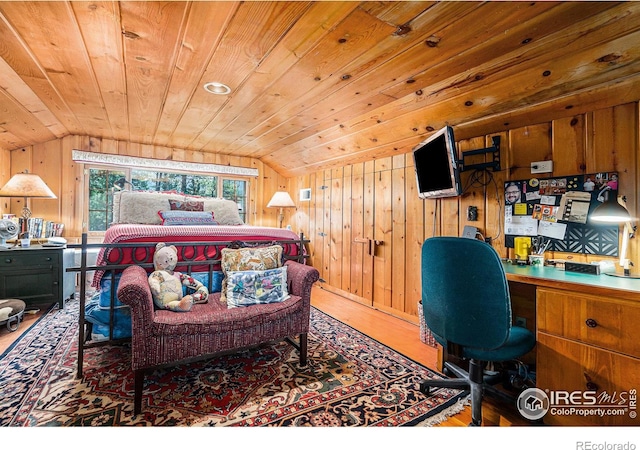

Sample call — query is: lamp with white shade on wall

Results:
[0,170,57,220]
[590,190,638,277]
[267,191,295,228]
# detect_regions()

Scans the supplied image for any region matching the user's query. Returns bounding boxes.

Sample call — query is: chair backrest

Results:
[421,236,512,351]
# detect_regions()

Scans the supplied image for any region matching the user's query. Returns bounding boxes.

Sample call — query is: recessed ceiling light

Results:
[203,82,231,95]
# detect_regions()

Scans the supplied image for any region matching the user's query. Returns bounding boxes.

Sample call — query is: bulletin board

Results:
[504,172,619,256]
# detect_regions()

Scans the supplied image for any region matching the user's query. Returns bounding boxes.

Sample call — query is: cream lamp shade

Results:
[0,170,57,220]
[267,191,295,228]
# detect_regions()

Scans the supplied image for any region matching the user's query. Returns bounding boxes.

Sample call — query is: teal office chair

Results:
[419,236,536,426]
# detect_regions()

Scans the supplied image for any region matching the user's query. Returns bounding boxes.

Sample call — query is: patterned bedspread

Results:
[91,224,302,288]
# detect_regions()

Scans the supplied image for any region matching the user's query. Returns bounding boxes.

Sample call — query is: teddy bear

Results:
[148,242,209,312]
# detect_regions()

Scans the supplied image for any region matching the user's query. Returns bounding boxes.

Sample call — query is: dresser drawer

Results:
[537,287,640,359]
[537,332,639,426]
[0,250,60,268]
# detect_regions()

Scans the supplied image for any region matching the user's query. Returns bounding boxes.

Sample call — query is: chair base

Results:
[419,359,515,426]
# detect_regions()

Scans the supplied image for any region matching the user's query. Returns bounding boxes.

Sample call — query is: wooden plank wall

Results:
[290,101,639,324]
[2,101,638,324]
[1,136,287,241]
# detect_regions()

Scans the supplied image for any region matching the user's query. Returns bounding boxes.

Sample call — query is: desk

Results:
[504,263,640,426]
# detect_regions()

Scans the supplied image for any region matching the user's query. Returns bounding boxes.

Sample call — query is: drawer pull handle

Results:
[585,318,598,328]
[584,373,598,391]
[45,257,52,261]
[4,259,11,263]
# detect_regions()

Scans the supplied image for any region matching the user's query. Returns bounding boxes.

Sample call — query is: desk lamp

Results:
[590,192,638,277]
[267,191,295,228]
[0,170,57,220]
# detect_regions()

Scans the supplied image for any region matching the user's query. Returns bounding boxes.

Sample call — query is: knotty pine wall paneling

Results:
[350,163,366,301]
[404,152,425,318]
[0,149,9,177]
[586,103,638,265]
[7,147,31,219]
[6,135,285,241]
[483,133,508,254]
[329,169,344,291]
[341,165,352,295]
[362,162,376,304]
[5,102,639,324]
[391,155,407,315]
[457,136,488,239]
[291,101,640,324]
[321,169,332,287]
[373,158,393,313]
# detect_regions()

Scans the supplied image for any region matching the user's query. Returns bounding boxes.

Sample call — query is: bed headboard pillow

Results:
[158,210,219,226]
[113,191,244,225]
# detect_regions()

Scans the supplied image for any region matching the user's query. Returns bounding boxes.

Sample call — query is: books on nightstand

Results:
[2,215,65,239]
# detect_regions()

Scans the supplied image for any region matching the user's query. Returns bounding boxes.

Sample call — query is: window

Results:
[222,179,247,222]
[87,168,125,232]
[85,166,249,232]
[130,169,219,197]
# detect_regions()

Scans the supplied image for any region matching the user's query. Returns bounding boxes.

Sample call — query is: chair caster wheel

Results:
[419,381,433,396]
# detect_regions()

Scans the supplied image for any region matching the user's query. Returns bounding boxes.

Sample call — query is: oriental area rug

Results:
[0,300,468,427]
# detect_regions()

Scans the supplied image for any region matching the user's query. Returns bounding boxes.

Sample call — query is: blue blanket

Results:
[85,271,223,340]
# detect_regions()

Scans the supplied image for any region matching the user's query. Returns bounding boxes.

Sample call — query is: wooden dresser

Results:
[0,245,75,309]
[504,263,640,426]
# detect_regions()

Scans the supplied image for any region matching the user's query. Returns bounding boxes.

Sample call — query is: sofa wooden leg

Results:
[299,333,308,366]
[134,369,144,415]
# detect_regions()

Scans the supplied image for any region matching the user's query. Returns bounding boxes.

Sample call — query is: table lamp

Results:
[267,191,295,228]
[0,170,57,220]
[590,192,638,277]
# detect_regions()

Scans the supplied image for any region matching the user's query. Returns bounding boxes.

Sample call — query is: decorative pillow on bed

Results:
[158,210,219,226]
[225,266,289,308]
[169,199,204,211]
[220,244,283,303]
[201,198,244,225]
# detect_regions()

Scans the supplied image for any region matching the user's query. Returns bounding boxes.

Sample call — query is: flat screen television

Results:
[413,125,462,199]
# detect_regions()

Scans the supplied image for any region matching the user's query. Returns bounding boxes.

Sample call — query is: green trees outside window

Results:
[87,167,248,231]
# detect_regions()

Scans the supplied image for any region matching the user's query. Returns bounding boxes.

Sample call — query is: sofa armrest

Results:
[284,260,319,302]
[116,265,156,325]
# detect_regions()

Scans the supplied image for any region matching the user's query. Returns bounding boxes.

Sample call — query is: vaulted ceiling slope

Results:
[1,1,639,177]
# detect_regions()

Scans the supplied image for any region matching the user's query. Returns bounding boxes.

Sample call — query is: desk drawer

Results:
[537,287,640,359]
[537,332,639,426]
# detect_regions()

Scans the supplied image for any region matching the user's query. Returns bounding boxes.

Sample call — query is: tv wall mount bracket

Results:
[459,136,501,172]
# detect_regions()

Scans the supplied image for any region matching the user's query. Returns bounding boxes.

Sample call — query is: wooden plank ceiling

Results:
[1,1,639,177]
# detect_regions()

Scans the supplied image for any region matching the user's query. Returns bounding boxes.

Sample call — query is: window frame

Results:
[83,164,251,236]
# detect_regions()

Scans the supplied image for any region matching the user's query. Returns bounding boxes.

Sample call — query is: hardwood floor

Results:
[0,301,51,355]
[0,288,528,426]
[310,285,529,427]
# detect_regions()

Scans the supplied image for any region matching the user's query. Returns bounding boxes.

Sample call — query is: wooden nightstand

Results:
[0,245,75,309]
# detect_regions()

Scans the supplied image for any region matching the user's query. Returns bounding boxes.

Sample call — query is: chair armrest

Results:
[284,260,319,302]
[116,265,155,325]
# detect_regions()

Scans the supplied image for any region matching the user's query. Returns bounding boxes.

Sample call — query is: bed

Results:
[76,191,308,342]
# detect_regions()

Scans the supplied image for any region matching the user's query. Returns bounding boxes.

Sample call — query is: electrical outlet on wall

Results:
[515,316,527,328]
[531,160,553,173]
